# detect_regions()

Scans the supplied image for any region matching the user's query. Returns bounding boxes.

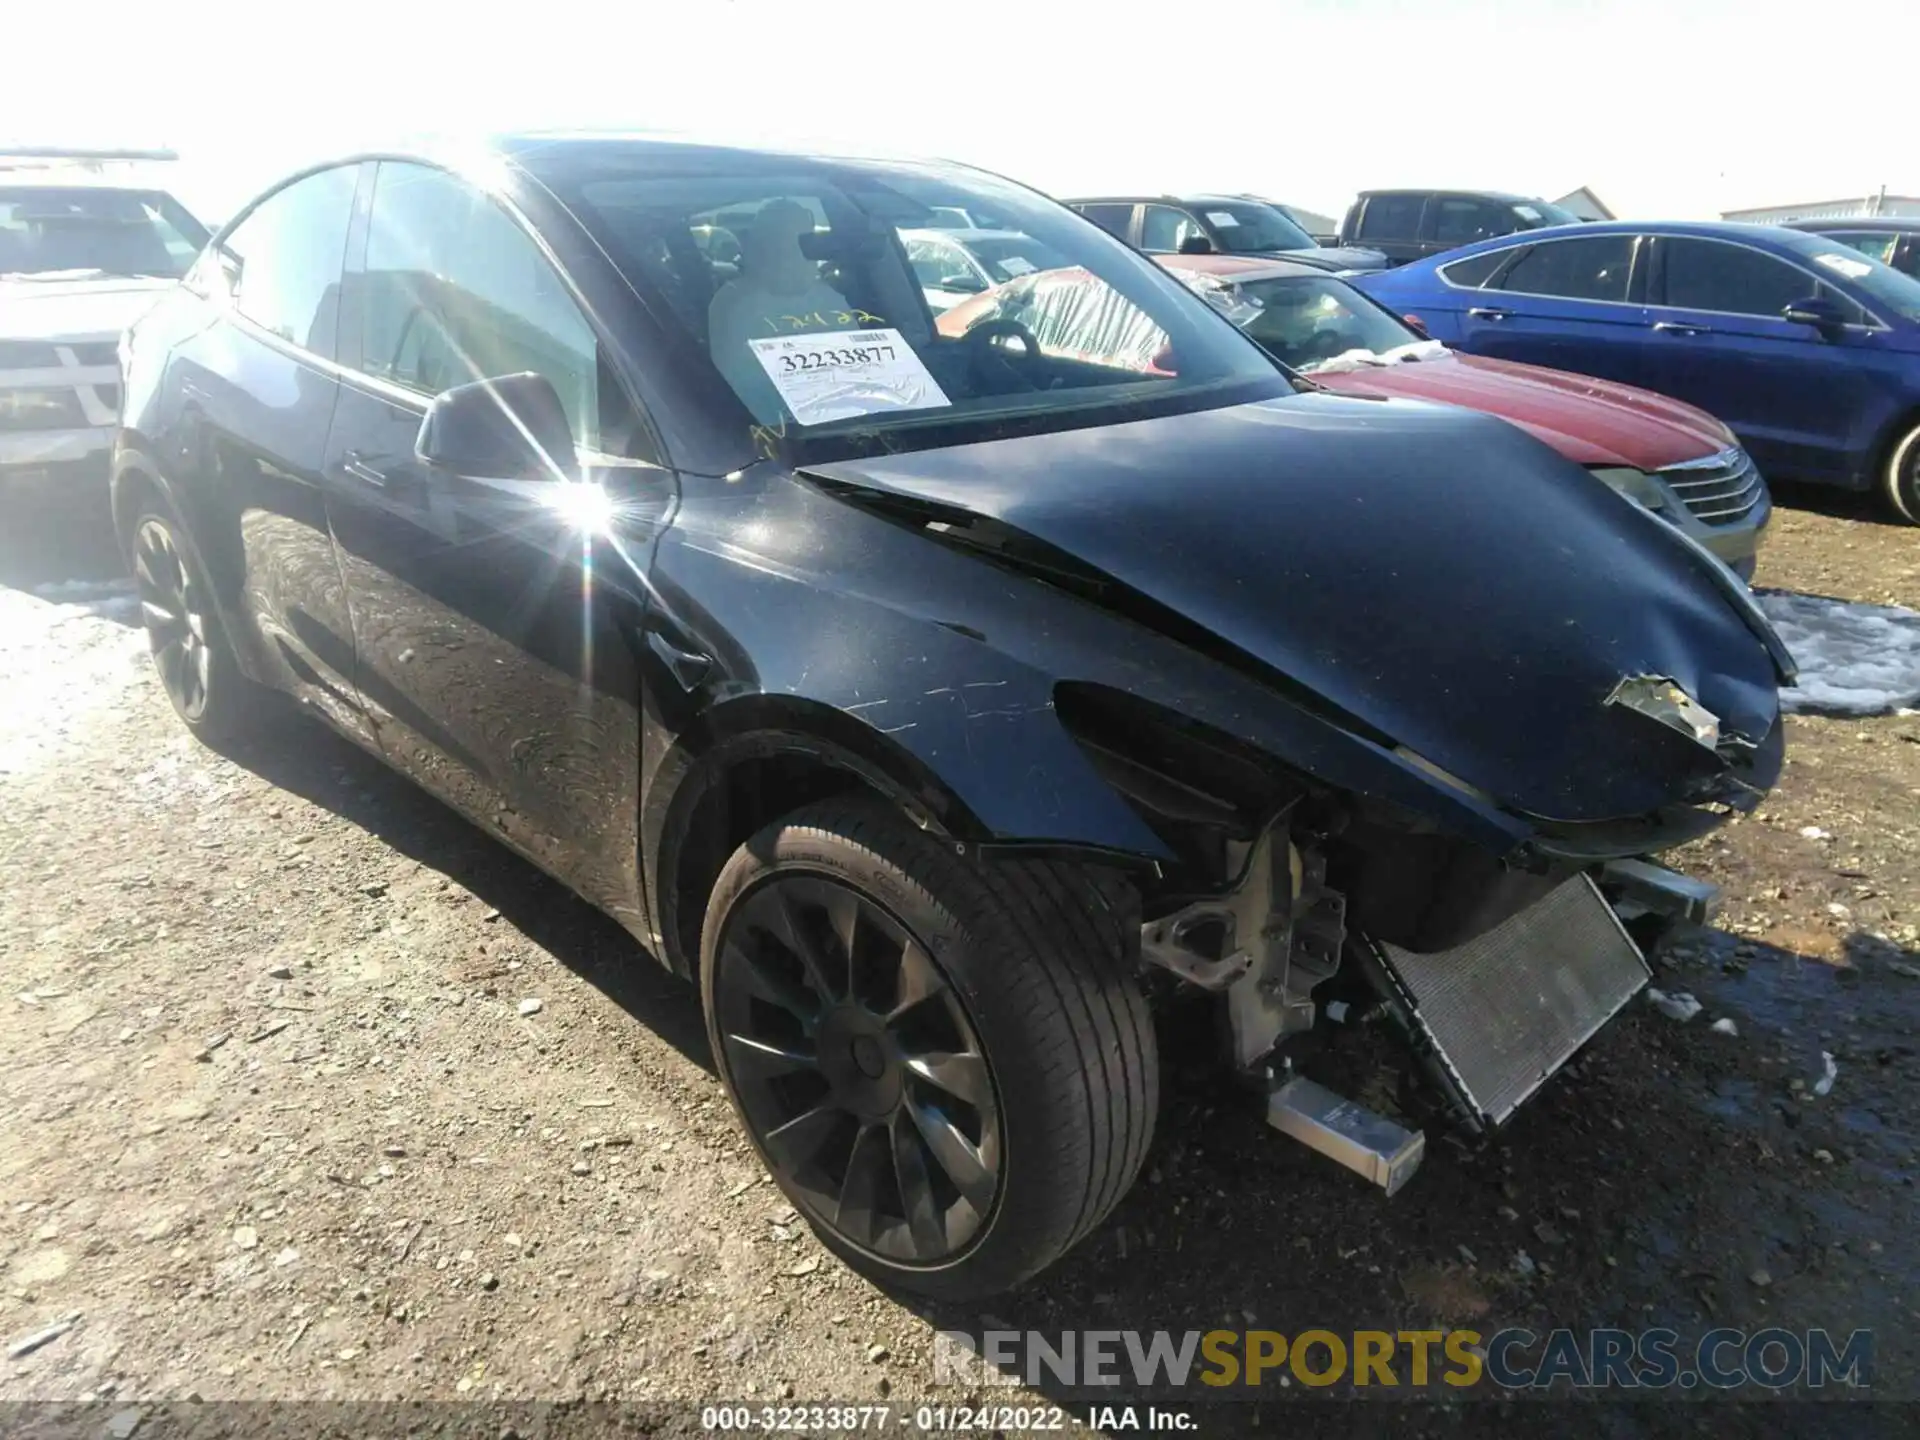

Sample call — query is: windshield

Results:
[1186,273,1424,372]
[1200,202,1317,254]
[558,158,1289,459]
[1804,245,1920,323]
[0,186,208,279]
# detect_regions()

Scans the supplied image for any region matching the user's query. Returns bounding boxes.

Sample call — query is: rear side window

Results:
[1437,249,1512,288]
[1355,194,1423,242]
[1431,196,1516,247]
[1659,239,1811,317]
[223,166,358,358]
[357,162,633,453]
[1492,235,1634,302]
[1075,203,1134,240]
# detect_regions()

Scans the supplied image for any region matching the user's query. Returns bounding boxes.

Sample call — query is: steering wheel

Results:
[963,317,1048,391]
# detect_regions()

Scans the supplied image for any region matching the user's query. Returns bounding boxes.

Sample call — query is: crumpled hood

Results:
[0,276,173,343]
[806,392,1781,823]
[1312,351,1734,470]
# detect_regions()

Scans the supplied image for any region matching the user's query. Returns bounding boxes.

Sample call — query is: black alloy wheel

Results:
[134,515,213,722]
[713,874,1003,1264]
[702,799,1158,1300]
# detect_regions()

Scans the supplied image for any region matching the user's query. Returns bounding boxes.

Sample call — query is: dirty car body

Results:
[115,136,1789,1299]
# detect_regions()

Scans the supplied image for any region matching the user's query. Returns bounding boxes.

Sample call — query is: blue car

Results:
[1355,221,1920,521]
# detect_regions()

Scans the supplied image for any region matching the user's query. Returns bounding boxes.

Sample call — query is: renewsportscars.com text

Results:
[934,1327,1872,1393]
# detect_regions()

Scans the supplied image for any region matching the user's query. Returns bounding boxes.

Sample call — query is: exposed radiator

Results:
[1366,875,1649,1128]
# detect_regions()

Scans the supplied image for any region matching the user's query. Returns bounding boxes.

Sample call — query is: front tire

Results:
[1884,421,1920,524]
[130,502,268,740]
[700,798,1157,1300]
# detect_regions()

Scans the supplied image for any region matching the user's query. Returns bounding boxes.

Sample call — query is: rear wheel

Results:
[1884,421,1920,524]
[700,798,1156,1299]
[131,504,268,739]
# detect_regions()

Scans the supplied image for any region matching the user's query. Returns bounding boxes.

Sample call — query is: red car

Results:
[941,252,1768,575]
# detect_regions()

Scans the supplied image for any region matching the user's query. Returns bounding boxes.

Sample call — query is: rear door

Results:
[322,159,669,917]
[1352,194,1427,265]
[159,163,369,741]
[1452,232,1652,384]
[1637,235,1868,480]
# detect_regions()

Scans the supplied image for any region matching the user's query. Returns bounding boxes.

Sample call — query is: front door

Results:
[1637,236,1867,481]
[321,160,671,929]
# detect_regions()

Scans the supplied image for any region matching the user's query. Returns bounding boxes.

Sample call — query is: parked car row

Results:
[105,134,1795,1300]
[1357,220,1920,520]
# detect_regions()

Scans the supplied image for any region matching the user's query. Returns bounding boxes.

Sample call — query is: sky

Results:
[5,0,1914,228]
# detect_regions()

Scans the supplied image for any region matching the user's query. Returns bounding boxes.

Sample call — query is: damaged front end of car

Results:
[795,395,1792,1195]
[1059,656,1781,1195]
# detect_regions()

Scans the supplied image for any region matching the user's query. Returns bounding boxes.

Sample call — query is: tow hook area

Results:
[1600,856,1721,926]
[1141,818,1419,1194]
[1267,1076,1425,1197]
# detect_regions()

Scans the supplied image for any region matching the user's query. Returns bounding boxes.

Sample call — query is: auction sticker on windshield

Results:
[748,328,951,426]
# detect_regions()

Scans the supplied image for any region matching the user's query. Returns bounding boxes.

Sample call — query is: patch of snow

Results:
[29,577,139,623]
[1756,589,1920,718]
[1646,987,1703,1023]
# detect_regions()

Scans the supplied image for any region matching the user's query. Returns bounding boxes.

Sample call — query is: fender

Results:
[110,443,272,686]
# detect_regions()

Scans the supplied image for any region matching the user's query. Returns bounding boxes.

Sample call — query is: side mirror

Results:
[1401,313,1430,337]
[938,272,987,294]
[1177,234,1215,256]
[416,372,576,481]
[1782,296,1846,335]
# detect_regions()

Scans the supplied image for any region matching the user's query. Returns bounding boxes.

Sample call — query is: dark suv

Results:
[1783,217,1920,280]
[1339,189,1586,266]
[1065,194,1387,272]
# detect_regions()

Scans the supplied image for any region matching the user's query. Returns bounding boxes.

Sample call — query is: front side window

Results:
[1432,197,1516,247]
[357,162,616,450]
[1356,194,1423,242]
[0,186,208,280]
[222,166,358,357]
[1659,238,1812,317]
[904,233,979,291]
[1493,235,1634,302]
[555,160,1287,459]
[1141,205,1205,252]
[1513,199,1584,228]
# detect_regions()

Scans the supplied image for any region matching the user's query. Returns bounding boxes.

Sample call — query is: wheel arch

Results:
[1871,400,1920,501]
[645,695,995,980]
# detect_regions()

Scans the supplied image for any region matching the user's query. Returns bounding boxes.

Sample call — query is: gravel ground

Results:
[1,484,1917,1436]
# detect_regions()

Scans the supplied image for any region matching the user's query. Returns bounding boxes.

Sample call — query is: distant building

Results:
[1721,191,1920,225]
[1554,186,1615,221]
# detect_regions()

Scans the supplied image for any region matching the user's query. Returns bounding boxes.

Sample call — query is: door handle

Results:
[1652,321,1710,337]
[340,452,389,488]
[1467,307,1511,320]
